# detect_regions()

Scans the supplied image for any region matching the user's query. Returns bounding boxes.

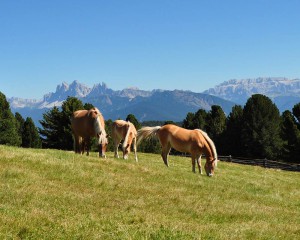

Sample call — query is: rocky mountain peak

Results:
[203,77,300,105]
[44,80,91,102]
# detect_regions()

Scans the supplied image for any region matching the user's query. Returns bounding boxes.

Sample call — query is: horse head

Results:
[123,132,136,160]
[97,132,109,158]
[205,158,217,177]
[89,108,108,158]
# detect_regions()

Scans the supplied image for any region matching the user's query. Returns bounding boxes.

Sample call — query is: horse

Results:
[71,107,108,158]
[112,120,138,161]
[137,124,218,176]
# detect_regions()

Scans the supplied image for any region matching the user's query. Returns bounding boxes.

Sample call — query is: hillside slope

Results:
[1,146,299,239]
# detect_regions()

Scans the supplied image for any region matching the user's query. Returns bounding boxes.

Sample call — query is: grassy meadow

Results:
[0,145,299,239]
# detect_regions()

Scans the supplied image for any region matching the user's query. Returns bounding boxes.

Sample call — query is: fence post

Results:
[228,155,232,162]
[264,158,267,168]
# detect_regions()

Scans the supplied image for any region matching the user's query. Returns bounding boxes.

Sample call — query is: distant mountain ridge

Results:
[203,77,300,110]
[9,77,300,126]
[9,80,235,124]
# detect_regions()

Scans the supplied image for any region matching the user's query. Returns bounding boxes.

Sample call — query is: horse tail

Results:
[122,121,132,150]
[137,126,161,146]
[197,129,218,166]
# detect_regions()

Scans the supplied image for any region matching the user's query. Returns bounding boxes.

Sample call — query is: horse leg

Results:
[114,139,120,158]
[161,143,171,167]
[196,155,203,174]
[192,157,196,173]
[85,137,90,156]
[74,135,80,154]
[80,138,85,155]
[133,137,138,162]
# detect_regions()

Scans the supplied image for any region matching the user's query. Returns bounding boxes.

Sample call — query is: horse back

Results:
[71,110,96,137]
[159,124,206,153]
[112,120,136,139]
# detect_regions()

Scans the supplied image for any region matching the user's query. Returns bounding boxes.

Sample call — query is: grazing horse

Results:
[137,124,218,176]
[112,120,138,161]
[71,107,108,158]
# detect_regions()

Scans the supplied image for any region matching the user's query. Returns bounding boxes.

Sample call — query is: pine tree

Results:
[182,112,195,129]
[22,117,42,148]
[292,103,300,127]
[221,105,243,156]
[39,106,64,149]
[205,105,226,150]
[280,110,300,162]
[242,94,282,159]
[193,109,207,130]
[84,103,94,110]
[0,92,21,146]
[15,112,25,145]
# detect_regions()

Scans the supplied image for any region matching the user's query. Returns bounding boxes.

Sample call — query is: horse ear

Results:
[88,110,93,117]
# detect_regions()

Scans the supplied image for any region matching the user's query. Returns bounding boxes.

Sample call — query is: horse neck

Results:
[123,122,132,149]
[197,129,217,162]
[204,146,215,162]
[95,115,106,134]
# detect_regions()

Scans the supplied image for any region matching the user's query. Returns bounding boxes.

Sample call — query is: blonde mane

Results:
[93,108,108,144]
[122,121,131,149]
[197,129,218,166]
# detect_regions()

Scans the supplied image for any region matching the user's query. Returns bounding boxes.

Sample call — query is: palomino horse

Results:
[112,120,138,161]
[71,107,108,158]
[137,124,218,176]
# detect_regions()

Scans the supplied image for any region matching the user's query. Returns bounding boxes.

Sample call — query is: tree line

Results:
[0,92,41,148]
[1,91,299,163]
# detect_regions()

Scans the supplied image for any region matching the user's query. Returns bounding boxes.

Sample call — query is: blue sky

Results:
[1,0,300,99]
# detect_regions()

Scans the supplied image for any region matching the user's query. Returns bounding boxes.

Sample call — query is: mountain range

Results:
[8,77,300,125]
[204,77,300,111]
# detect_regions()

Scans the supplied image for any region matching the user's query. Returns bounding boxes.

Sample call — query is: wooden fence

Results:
[218,155,300,172]
[171,153,300,172]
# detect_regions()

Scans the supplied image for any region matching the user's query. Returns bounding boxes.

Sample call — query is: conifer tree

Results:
[15,112,25,145]
[280,110,300,162]
[0,92,21,146]
[182,112,195,129]
[193,109,207,130]
[292,103,300,127]
[22,117,42,148]
[205,105,226,150]
[242,94,282,159]
[221,105,243,156]
[39,106,64,149]
[83,103,94,110]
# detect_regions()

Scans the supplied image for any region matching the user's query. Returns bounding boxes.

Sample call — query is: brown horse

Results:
[112,120,138,161]
[71,107,108,158]
[137,124,218,176]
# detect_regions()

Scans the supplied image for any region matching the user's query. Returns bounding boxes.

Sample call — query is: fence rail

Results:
[218,155,300,172]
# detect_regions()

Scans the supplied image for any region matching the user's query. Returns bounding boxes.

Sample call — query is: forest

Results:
[1,91,299,163]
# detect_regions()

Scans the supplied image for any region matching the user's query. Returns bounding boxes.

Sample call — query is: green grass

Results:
[0,145,299,239]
